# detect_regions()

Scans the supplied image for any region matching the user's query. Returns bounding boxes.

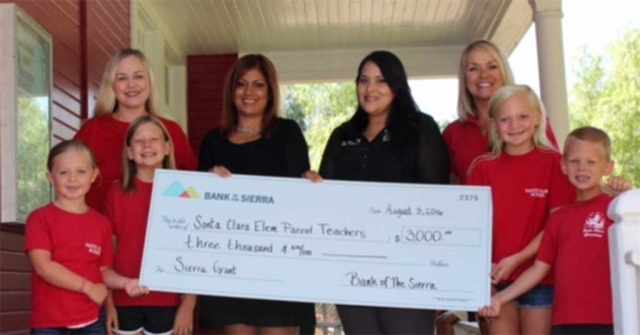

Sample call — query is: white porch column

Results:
[529,0,570,147]
[608,190,640,335]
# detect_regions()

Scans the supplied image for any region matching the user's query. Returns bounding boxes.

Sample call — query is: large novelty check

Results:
[139,169,492,310]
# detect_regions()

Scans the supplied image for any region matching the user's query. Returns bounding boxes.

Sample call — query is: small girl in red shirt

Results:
[468,85,576,334]
[105,116,195,335]
[26,140,147,335]
[478,126,633,335]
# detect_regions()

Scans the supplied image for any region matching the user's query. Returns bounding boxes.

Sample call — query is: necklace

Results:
[236,126,261,134]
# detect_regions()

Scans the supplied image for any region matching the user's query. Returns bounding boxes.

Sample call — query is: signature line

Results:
[322,253,387,259]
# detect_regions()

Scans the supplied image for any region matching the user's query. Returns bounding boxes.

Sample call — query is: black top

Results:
[319,112,449,184]
[198,118,310,177]
[196,117,315,330]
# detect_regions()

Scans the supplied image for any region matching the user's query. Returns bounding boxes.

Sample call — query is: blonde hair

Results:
[564,126,612,161]
[48,140,97,171]
[121,115,175,192]
[457,40,515,121]
[486,85,555,156]
[93,49,158,118]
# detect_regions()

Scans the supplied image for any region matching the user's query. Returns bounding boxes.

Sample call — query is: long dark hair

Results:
[350,50,420,132]
[219,54,280,139]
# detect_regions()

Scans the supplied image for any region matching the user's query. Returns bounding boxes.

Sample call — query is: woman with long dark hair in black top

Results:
[306,50,449,334]
[198,54,315,335]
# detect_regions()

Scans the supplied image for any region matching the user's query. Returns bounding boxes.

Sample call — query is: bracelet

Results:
[79,277,87,293]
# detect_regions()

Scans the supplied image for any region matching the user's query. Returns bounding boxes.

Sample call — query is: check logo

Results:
[162,180,200,199]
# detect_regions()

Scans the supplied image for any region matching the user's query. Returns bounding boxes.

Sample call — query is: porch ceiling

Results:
[146,0,533,56]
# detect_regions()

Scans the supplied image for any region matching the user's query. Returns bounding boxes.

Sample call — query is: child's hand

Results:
[123,279,149,297]
[106,299,119,335]
[85,282,108,305]
[173,301,195,335]
[478,297,502,318]
[490,255,520,284]
[602,176,633,196]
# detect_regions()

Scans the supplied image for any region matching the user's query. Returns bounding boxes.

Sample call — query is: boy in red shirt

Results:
[478,126,633,335]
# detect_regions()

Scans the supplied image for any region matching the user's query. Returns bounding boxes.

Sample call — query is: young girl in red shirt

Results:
[26,140,147,335]
[478,126,633,335]
[105,116,195,335]
[468,85,575,334]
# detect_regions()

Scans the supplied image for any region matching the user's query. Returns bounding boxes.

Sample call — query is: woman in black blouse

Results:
[197,54,315,335]
[307,50,449,334]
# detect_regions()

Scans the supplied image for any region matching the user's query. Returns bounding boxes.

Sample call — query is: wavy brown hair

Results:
[219,54,280,139]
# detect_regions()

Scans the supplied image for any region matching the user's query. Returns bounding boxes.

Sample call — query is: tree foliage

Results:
[284,82,357,170]
[569,27,640,186]
[17,96,51,218]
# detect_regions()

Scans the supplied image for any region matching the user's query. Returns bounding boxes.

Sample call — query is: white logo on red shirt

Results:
[85,242,102,255]
[583,211,606,238]
[525,188,549,198]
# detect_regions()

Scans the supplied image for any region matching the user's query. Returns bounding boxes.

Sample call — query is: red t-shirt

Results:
[74,115,197,213]
[467,148,575,284]
[537,194,614,325]
[443,116,558,185]
[105,178,181,306]
[25,203,113,328]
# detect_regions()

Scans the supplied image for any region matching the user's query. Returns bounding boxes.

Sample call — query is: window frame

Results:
[0,4,53,223]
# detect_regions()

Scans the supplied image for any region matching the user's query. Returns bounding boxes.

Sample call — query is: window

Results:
[1,4,52,222]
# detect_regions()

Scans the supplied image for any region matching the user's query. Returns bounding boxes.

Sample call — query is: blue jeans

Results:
[31,318,105,335]
[496,284,554,308]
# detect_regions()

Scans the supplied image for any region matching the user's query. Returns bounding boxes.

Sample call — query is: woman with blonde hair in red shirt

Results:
[74,48,197,335]
[74,48,197,213]
[443,40,558,185]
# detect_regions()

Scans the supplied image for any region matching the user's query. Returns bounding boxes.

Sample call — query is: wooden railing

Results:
[0,223,30,334]
[608,189,640,334]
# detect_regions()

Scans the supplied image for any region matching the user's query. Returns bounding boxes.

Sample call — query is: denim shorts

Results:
[496,284,554,308]
[31,318,105,335]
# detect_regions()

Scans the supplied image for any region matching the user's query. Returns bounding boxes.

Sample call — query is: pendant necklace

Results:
[236,126,261,134]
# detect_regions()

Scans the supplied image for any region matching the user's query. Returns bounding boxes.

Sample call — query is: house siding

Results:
[187,54,238,156]
[0,0,130,332]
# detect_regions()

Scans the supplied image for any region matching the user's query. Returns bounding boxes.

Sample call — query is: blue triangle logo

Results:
[162,180,185,197]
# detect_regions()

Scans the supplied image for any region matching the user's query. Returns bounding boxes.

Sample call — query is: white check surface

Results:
[140,169,492,310]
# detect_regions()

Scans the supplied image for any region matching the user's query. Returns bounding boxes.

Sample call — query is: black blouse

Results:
[319,112,449,184]
[198,118,310,177]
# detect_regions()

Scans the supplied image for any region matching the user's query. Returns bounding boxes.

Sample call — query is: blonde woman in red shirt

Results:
[443,40,558,185]
[74,48,197,335]
[74,48,197,213]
